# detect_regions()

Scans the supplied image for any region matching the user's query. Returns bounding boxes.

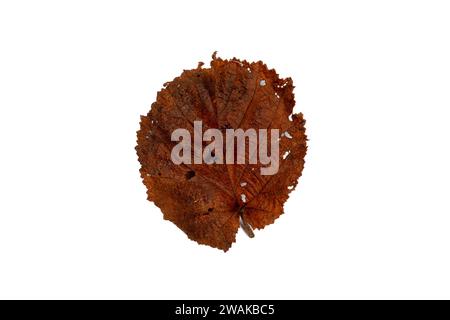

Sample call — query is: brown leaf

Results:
[136,53,307,251]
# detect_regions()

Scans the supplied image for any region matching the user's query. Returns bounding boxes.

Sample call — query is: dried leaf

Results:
[136,53,307,251]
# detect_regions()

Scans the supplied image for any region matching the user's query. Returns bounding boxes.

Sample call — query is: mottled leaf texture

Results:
[136,53,307,251]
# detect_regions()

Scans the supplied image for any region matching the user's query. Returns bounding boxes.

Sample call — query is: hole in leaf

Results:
[185,170,196,180]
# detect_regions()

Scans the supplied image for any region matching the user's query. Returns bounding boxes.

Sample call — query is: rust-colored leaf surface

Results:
[136,53,307,251]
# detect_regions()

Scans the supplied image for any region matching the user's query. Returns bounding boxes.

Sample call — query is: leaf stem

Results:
[239,208,254,238]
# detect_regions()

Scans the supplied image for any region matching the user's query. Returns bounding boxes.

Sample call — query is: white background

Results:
[1,0,449,299]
